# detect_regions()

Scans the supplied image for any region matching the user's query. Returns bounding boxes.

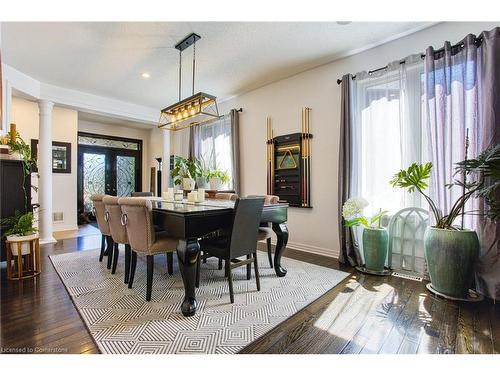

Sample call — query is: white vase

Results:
[182,178,195,190]
[7,233,39,255]
[209,177,222,190]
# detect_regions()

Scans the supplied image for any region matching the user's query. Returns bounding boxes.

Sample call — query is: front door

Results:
[77,133,142,220]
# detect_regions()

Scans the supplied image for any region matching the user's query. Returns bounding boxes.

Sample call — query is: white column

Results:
[38,100,56,244]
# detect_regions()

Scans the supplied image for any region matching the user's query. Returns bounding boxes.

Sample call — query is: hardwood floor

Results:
[1,226,498,354]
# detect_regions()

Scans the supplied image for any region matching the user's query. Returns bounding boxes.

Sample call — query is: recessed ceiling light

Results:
[336,21,352,25]
[141,72,151,79]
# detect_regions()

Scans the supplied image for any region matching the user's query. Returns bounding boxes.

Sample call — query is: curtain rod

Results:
[336,54,425,85]
[336,33,487,85]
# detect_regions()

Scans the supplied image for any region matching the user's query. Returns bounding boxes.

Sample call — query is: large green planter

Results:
[424,227,479,298]
[362,227,388,272]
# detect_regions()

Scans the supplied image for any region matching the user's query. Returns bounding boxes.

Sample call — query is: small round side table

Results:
[5,234,41,280]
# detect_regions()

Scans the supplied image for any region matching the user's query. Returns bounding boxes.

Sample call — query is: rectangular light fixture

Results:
[158,92,219,131]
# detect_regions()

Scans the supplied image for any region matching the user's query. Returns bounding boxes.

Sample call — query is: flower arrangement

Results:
[342,197,387,229]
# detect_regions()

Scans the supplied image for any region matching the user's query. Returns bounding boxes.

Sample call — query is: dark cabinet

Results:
[0,159,32,261]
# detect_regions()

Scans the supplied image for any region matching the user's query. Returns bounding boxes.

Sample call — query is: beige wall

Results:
[218,22,499,258]
[11,97,78,232]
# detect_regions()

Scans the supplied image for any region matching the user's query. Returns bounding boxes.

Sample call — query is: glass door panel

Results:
[116,155,136,197]
[82,152,107,213]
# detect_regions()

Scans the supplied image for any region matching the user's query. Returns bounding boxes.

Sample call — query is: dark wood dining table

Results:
[151,199,289,317]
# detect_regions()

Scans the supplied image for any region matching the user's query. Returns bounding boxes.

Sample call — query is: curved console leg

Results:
[272,222,289,277]
[176,238,201,317]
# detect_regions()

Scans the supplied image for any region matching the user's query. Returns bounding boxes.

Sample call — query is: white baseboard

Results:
[260,239,339,259]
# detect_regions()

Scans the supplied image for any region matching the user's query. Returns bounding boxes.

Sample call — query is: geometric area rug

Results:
[49,249,349,354]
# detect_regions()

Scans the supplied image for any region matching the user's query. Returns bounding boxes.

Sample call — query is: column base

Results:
[40,237,57,245]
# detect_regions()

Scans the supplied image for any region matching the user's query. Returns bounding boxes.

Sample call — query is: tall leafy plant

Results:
[170,156,202,186]
[390,143,500,230]
[7,133,36,211]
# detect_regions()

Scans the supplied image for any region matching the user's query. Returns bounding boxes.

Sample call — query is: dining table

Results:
[151,198,289,317]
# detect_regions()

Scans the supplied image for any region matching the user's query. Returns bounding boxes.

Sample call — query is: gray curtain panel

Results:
[424,27,500,299]
[338,74,362,266]
[230,109,241,195]
[188,125,200,160]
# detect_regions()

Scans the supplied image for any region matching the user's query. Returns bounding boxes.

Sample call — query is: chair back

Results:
[118,197,155,253]
[103,196,128,244]
[248,195,279,205]
[215,192,238,200]
[131,192,154,197]
[90,194,111,236]
[228,197,265,258]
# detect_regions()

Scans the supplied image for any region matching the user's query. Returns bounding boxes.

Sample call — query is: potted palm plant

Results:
[390,144,499,299]
[342,197,388,272]
[207,169,229,190]
[1,210,38,255]
[170,156,202,190]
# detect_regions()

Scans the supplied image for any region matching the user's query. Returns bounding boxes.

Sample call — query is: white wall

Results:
[11,97,78,232]
[218,22,499,258]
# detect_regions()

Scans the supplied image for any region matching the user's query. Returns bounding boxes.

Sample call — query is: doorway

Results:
[77,132,142,222]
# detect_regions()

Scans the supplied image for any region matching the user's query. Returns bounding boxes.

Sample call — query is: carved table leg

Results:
[177,238,201,317]
[272,222,289,277]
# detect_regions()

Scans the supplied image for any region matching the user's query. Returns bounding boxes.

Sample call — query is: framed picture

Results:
[31,139,72,174]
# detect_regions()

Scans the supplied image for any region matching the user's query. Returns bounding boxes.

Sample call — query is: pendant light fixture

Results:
[158,33,219,131]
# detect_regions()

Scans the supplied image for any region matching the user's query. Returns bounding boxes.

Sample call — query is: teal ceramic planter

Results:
[362,227,388,272]
[424,227,479,298]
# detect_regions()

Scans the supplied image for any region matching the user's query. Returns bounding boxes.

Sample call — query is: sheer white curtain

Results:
[352,54,427,216]
[198,114,234,189]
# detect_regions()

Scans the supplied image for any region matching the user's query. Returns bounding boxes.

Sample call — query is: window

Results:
[352,60,428,216]
[197,114,234,189]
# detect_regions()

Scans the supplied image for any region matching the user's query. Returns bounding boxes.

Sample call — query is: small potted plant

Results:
[342,197,388,272]
[390,144,499,299]
[207,169,229,190]
[170,156,201,190]
[195,158,210,189]
[1,210,38,255]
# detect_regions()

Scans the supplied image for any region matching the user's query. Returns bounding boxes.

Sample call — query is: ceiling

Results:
[2,22,434,109]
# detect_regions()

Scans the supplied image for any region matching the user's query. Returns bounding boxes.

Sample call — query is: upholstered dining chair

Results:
[249,194,280,268]
[199,197,265,303]
[214,192,238,200]
[117,197,177,301]
[103,196,131,283]
[90,194,113,269]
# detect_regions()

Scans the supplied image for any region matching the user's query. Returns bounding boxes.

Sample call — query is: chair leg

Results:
[166,252,173,275]
[226,259,234,304]
[254,252,261,291]
[111,243,119,274]
[224,260,229,277]
[124,244,131,284]
[128,251,137,289]
[267,238,273,268]
[195,254,201,288]
[246,254,251,280]
[106,236,114,270]
[203,250,207,264]
[146,255,154,301]
[99,235,105,262]
[218,258,223,270]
